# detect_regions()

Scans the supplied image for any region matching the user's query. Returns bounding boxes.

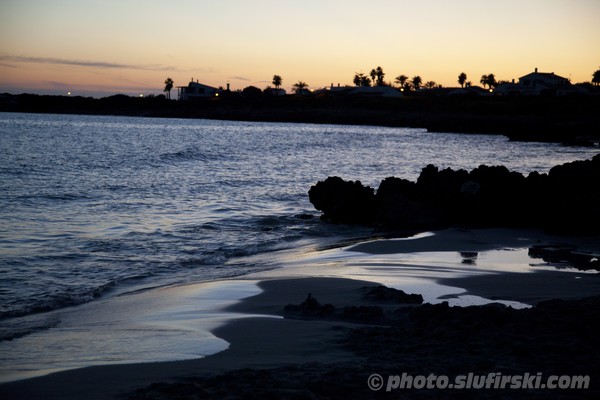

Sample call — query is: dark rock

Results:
[543,154,600,233]
[294,213,314,220]
[284,293,335,318]
[308,176,375,225]
[528,244,600,271]
[374,176,445,230]
[459,251,478,265]
[376,176,416,199]
[361,285,423,304]
[408,301,514,332]
[342,306,383,321]
[309,154,600,235]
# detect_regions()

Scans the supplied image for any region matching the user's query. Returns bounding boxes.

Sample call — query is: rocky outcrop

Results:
[528,244,600,271]
[283,287,423,323]
[308,177,375,225]
[309,154,600,234]
[283,293,335,318]
[361,285,424,304]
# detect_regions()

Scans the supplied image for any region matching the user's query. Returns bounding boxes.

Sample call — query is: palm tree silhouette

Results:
[458,72,467,88]
[395,75,408,90]
[353,72,371,87]
[480,74,488,88]
[292,81,309,94]
[370,69,377,87]
[480,73,497,89]
[411,76,422,91]
[374,66,385,86]
[272,75,283,94]
[487,73,497,89]
[424,81,437,89]
[592,68,600,86]
[164,78,174,100]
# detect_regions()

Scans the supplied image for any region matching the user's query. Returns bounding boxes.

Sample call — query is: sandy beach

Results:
[1,228,599,399]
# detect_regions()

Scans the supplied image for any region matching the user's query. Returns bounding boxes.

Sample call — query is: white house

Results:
[495,68,572,96]
[177,80,218,100]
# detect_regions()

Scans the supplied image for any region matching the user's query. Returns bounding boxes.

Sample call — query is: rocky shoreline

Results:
[2,93,599,144]
[309,154,600,235]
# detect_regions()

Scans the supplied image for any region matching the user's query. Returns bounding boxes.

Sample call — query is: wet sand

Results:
[1,228,599,399]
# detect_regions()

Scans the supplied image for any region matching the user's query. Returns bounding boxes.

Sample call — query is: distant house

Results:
[263,88,287,96]
[495,68,575,96]
[177,80,218,100]
[317,83,402,97]
[348,86,403,97]
[325,85,354,96]
[446,86,490,96]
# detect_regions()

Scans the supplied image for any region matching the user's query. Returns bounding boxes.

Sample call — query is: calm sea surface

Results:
[1,112,597,324]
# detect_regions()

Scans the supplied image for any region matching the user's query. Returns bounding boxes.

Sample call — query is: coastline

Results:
[2,94,600,144]
[1,227,599,399]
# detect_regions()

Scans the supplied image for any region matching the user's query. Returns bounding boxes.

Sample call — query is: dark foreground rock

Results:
[361,285,424,304]
[283,290,421,323]
[130,294,600,400]
[307,177,375,225]
[528,244,600,271]
[283,293,335,318]
[309,154,600,234]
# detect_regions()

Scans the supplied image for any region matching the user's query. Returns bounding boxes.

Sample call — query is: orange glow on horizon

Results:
[1,0,598,96]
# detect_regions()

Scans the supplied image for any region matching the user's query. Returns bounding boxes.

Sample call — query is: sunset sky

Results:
[1,0,599,97]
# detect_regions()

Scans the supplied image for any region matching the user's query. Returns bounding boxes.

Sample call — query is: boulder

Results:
[308,176,375,225]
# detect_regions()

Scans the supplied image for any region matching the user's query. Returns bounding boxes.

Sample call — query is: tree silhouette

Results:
[487,73,497,88]
[411,76,422,90]
[480,74,488,88]
[292,81,309,94]
[374,66,385,86]
[424,81,437,89]
[272,75,283,92]
[480,74,497,89]
[369,69,377,87]
[164,77,174,100]
[353,72,371,87]
[395,74,409,90]
[593,67,600,86]
[458,72,467,88]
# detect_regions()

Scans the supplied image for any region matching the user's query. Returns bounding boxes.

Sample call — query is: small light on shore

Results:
[489,89,493,93]
[215,93,219,97]
[67,92,71,96]
[139,94,144,97]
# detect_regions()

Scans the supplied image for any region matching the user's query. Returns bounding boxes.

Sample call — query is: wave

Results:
[159,147,229,163]
[15,192,91,202]
[0,274,153,321]
[0,208,365,329]
[0,315,61,342]
[0,284,109,321]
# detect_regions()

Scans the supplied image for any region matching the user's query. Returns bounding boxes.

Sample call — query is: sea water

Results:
[0,112,597,379]
[2,112,597,320]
